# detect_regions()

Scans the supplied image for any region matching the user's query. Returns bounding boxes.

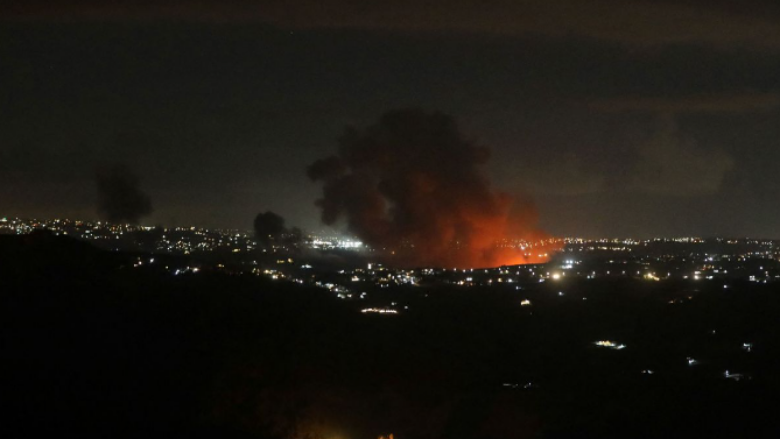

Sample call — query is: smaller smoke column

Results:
[254,211,286,246]
[307,108,557,268]
[254,211,303,248]
[95,164,153,224]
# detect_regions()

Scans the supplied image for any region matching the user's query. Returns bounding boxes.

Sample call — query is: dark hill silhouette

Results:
[1,234,779,438]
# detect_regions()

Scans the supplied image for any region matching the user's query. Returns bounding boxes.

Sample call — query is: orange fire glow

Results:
[308,109,561,269]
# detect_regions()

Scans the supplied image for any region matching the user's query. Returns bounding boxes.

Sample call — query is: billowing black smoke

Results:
[307,108,555,268]
[94,164,153,224]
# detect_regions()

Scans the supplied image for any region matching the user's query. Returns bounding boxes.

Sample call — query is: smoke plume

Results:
[254,211,303,248]
[254,211,286,245]
[307,108,557,268]
[95,164,153,224]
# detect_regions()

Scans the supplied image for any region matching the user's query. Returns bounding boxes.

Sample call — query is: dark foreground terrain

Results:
[2,233,780,438]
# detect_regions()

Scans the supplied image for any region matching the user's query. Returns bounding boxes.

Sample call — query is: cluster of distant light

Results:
[361,308,398,315]
[309,237,364,249]
[133,251,759,383]
[494,237,561,249]
[0,217,259,254]
[248,238,780,333]
[562,235,779,251]
[109,228,761,385]
[594,340,626,350]
[403,253,780,287]
[0,217,364,254]
[6,216,765,384]
[121,255,206,278]
[564,237,704,244]
[254,261,419,312]
[506,336,751,383]
[11,217,779,262]
[5,218,780,287]
[10,217,775,287]
[590,340,752,380]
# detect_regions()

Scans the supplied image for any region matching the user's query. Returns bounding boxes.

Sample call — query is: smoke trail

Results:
[307,108,557,268]
[95,164,153,224]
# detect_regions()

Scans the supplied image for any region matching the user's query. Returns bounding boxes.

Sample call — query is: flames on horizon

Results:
[307,109,561,268]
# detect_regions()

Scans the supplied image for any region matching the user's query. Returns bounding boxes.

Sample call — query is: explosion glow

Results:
[308,109,560,268]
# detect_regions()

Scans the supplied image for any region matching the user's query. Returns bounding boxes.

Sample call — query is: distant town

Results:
[4,216,780,303]
[4,215,779,437]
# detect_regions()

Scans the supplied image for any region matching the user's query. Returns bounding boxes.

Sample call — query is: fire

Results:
[308,108,560,269]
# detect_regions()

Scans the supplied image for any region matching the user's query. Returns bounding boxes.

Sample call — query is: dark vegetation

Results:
[2,233,780,438]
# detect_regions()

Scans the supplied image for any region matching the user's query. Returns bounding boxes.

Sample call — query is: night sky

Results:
[3,1,780,238]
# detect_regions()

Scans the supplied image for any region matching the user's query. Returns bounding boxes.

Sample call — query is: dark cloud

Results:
[502,117,734,199]
[7,0,780,49]
[590,91,780,113]
[307,108,555,268]
[509,154,607,196]
[94,164,153,224]
[625,118,734,196]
